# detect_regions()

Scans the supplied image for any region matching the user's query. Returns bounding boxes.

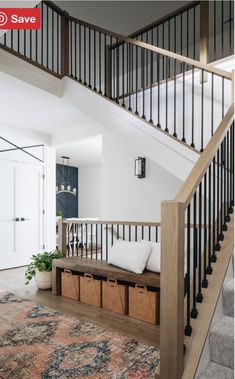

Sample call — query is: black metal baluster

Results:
[222,77,225,118]
[141,225,144,240]
[196,182,203,302]
[229,0,232,53]
[100,224,103,260]
[223,134,228,229]
[218,142,224,242]
[56,13,59,73]
[202,172,208,288]
[193,6,196,60]
[157,53,161,128]
[214,1,217,61]
[142,47,146,119]
[185,204,192,336]
[182,62,186,142]
[146,33,149,86]
[106,224,108,261]
[90,224,93,259]
[41,3,44,65]
[129,225,131,242]
[135,45,138,114]
[155,226,158,242]
[206,164,213,274]
[232,122,234,207]
[81,223,84,257]
[99,32,102,94]
[123,225,125,240]
[84,26,87,85]
[111,224,114,246]
[95,224,98,259]
[93,30,97,91]
[29,29,32,60]
[128,44,132,110]
[165,57,169,133]
[46,5,49,67]
[173,58,177,138]
[162,23,165,78]
[74,23,77,80]
[117,224,119,240]
[214,153,220,253]
[149,46,153,123]
[122,42,126,108]
[201,70,204,152]
[226,132,231,221]
[79,24,82,82]
[135,225,137,242]
[24,30,26,57]
[191,194,198,319]
[221,0,224,57]
[211,157,218,262]
[186,10,189,58]
[191,67,195,148]
[17,30,20,52]
[149,226,151,241]
[52,10,54,71]
[70,21,73,77]
[211,73,214,136]
[85,223,88,257]
[180,12,183,58]
[67,224,70,256]
[88,28,91,87]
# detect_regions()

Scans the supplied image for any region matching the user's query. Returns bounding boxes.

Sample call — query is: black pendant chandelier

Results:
[56,156,77,196]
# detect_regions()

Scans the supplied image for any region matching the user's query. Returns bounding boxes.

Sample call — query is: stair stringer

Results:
[61,77,200,182]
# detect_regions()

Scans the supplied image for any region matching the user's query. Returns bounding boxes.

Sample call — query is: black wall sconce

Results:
[135,157,146,179]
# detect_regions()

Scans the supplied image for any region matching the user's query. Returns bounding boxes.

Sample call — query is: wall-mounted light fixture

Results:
[135,157,146,179]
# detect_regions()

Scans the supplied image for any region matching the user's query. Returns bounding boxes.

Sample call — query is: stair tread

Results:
[209,316,234,369]
[199,362,234,379]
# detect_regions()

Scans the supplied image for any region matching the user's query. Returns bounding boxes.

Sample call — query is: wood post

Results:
[105,45,112,98]
[58,218,67,256]
[160,201,185,379]
[61,14,69,77]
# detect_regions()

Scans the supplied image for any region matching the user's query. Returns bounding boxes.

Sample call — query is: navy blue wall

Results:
[56,164,78,218]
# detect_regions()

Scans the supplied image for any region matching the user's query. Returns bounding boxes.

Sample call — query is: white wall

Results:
[79,164,102,218]
[102,130,182,222]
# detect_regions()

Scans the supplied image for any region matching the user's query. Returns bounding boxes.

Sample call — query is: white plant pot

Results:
[34,269,52,290]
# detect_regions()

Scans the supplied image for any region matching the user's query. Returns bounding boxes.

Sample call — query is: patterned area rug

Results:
[0,292,160,379]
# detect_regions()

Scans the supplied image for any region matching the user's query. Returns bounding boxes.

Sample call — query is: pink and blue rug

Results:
[0,292,160,378]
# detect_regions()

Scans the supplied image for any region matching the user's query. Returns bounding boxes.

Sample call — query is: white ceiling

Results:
[56,135,102,167]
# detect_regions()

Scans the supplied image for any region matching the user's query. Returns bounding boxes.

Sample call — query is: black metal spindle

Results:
[88,28,91,87]
[211,73,214,136]
[74,23,77,80]
[96,224,98,259]
[165,57,169,133]
[56,13,59,73]
[191,194,198,319]
[91,224,93,258]
[111,224,114,246]
[106,224,108,261]
[81,223,84,257]
[219,141,224,241]
[222,77,225,118]
[135,225,137,242]
[173,58,177,137]
[191,67,195,148]
[122,43,125,108]
[100,224,103,260]
[193,6,196,60]
[202,172,208,288]
[70,21,73,77]
[221,0,224,57]
[128,44,132,110]
[123,225,125,240]
[84,26,87,85]
[155,226,158,242]
[24,30,26,57]
[226,131,231,221]
[99,32,102,94]
[141,225,144,240]
[149,226,151,241]
[41,3,44,65]
[162,23,165,78]
[206,164,213,274]
[186,10,189,58]
[157,53,161,128]
[223,134,228,229]
[135,46,139,114]
[185,204,192,336]
[211,157,218,262]
[142,47,146,119]
[182,62,186,142]
[17,30,20,53]
[214,153,220,254]
[94,30,96,90]
[129,225,131,241]
[78,24,81,82]
[201,70,204,152]
[52,11,54,71]
[214,1,217,60]
[196,182,203,302]
[149,48,153,123]
[46,5,49,67]
[85,223,88,257]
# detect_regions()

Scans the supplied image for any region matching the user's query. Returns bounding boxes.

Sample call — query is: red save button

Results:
[0,8,40,30]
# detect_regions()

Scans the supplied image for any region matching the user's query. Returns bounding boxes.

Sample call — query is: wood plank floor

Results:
[0,266,160,347]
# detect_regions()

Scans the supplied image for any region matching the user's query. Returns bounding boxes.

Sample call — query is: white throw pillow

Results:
[145,241,161,273]
[108,240,152,274]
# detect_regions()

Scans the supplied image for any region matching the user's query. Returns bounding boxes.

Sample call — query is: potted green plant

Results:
[25,250,63,289]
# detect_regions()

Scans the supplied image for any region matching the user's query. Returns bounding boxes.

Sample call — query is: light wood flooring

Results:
[0,266,160,347]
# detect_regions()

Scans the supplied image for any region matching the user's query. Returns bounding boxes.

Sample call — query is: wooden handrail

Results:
[175,104,234,208]
[61,219,161,227]
[42,1,231,80]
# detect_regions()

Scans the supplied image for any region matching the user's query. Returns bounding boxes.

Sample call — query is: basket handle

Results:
[64,269,72,275]
[107,278,117,287]
[135,284,147,293]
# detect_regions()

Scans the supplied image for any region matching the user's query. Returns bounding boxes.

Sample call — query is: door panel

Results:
[0,161,44,270]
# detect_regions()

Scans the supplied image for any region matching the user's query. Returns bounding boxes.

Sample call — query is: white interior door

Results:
[0,160,44,270]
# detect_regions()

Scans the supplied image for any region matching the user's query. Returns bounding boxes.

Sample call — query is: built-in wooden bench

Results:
[52,256,160,295]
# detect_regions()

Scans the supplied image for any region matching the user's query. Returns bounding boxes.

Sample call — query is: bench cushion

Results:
[53,257,160,288]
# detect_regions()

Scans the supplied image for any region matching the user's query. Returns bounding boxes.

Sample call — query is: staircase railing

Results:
[0,1,233,153]
[160,97,234,378]
[112,0,234,64]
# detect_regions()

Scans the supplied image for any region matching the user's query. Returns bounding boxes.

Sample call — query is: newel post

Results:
[159,201,185,379]
[61,13,70,77]
[58,218,67,256]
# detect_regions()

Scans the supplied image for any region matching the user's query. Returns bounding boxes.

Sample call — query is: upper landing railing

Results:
[0,1,233,153]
